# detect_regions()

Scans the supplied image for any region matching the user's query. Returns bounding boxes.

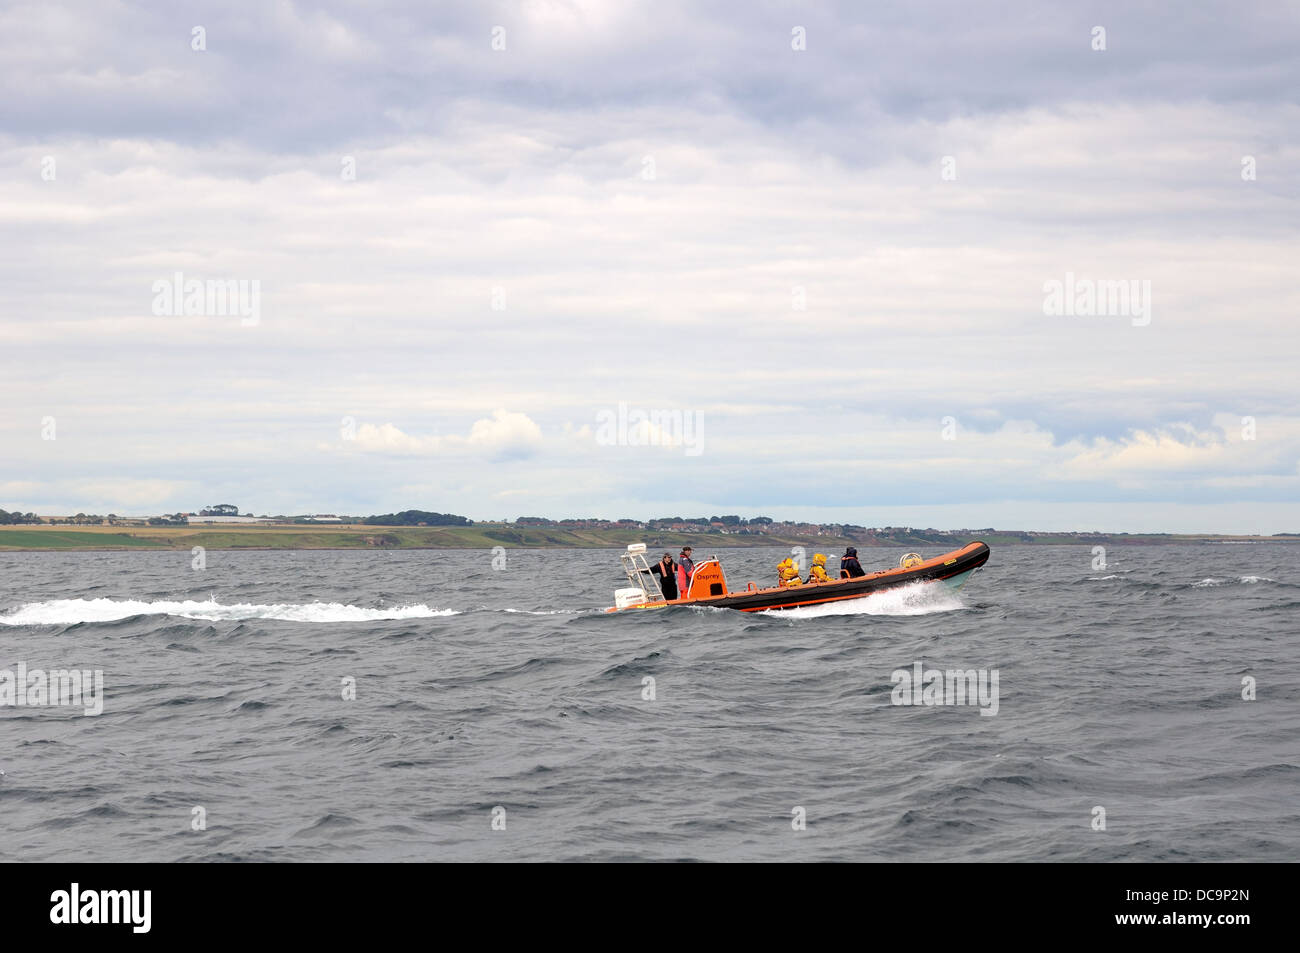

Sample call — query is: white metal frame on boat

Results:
[618,543,664,605]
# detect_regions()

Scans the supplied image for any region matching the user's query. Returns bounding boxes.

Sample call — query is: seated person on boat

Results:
[839,547,865,578]
[807,553,831,583]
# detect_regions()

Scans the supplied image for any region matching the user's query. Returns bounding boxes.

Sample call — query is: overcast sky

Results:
[2,1,1298,532]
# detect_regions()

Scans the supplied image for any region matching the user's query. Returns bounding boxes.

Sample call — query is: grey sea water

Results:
[0,543,1296,862]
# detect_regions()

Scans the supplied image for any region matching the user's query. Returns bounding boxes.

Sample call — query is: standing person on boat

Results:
[676,546,695,594]
[839,547,866,579]
[651,552,678,600]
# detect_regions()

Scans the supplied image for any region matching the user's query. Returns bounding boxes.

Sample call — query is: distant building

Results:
[186,515,274,524]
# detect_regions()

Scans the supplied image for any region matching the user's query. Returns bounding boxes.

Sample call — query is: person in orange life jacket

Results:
[650,552,678,600]
[676,547,695,594]
[839,547,865,579]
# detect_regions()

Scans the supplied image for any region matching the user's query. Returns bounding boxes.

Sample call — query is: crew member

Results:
[676,547,695,595]
[839,547,865,579]
[807,553,831,583]
[651,552,678,600]
[778,558,802,587]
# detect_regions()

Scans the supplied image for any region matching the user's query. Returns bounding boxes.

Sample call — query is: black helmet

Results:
[845,547,857,557]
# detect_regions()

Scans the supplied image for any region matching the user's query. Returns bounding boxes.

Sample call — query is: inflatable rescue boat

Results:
[606,541,990,613]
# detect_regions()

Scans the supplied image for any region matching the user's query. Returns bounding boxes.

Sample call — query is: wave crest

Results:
[0,597,456,625]
[771,580,966,619]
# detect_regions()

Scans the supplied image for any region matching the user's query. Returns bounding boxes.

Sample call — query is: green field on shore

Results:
[0,523,1292,552]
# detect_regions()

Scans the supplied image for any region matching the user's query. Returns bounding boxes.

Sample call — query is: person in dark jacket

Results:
[650,552,678,600]
[839,546,866,579]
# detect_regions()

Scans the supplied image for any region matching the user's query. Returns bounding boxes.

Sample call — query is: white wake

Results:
[770,579,967,619]
[0,597,457,625]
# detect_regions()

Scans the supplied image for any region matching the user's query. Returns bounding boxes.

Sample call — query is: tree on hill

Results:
[0,509,41,524]
[363,510,472,527]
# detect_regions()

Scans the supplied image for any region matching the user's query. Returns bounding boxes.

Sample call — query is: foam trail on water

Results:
[501,608,583,615]
[0,598,456,625]
[773,580,966,619]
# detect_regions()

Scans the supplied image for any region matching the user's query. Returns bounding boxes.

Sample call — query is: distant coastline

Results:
[0,523,1296,552]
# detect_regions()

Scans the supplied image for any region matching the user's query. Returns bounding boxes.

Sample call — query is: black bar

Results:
[3,862,1280,941]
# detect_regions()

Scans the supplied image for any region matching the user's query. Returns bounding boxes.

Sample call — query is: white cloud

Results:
[349,422,442,455]
[341,410,543,459]
[466,409,545,458]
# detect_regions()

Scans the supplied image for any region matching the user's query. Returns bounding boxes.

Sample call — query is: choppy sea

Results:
[1,543,1296,861]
